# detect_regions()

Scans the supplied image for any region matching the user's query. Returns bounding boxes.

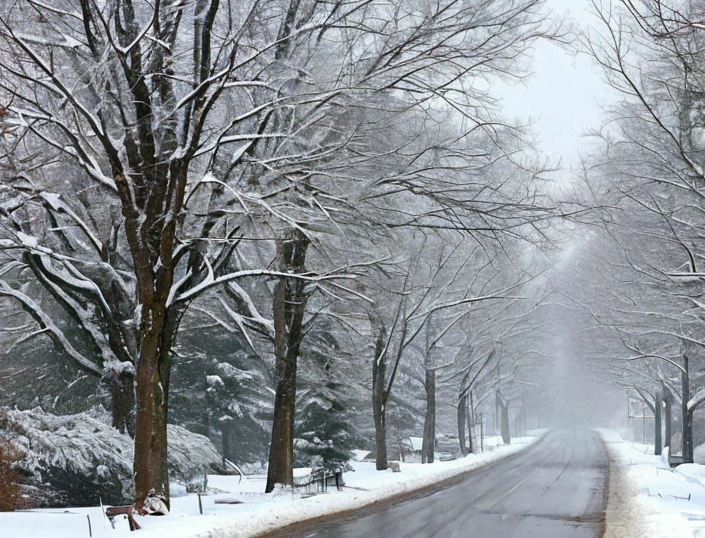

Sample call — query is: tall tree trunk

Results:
[664,390,672,451]
[685,408,694,463]
[371,312,389,471]
[501,404,510,445]
[496,392,510,445]
[422,368,436,464]
[372,352,388,470]
[133,306,181,511]
[265,340,298,492]
[654,393,662,456]
[133,311,170,510]
[683,353,693,463]
[109,371,136,438]
[222,419,234,461]
[265,231,309,493]
[458,394,468,456]
[467,392,474,454]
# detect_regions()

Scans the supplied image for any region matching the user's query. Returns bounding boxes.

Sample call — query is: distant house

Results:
[350,449,372,462]
[408,437,424,452]
[401,435,459,462]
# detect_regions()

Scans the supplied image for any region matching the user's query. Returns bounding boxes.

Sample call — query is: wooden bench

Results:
[105,505,141,531]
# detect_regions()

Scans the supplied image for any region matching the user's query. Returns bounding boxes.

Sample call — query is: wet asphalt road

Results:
[276,430,607,538]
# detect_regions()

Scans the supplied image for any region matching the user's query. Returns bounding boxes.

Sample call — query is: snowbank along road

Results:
[266,430,607,538]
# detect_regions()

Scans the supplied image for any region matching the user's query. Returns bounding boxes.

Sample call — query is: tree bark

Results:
[221,419,234,461]
[265,342,297,492]
[664,390,672,451]
[133,321,170,510]
[133,306,182,511]
[497,392,510,445]
[654,393,662,456]
[109,371,136,438]
[685,408,694,463]
[422,368,436,464]
[371,311,389,471]
[372,349,388,470]
[467,392,474,454]
[683,353,693,463]
[501,404,511,445]
[265,230,310,493]
[458,394,468,457]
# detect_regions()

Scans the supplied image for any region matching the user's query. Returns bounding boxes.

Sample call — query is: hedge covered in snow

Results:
[0,407,224,507]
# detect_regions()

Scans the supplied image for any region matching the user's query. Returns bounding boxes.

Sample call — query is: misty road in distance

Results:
[268,430,607,538]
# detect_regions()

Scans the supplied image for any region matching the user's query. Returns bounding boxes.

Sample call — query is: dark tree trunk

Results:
[468,391,474,454]
[664,390,672,450]
[265,345,298,492]
[685,408,694,463]
[683,354,693,463]
[654,394,662,456]
[497,392,510,445]
[372,352,388,470]
[371,313,389,471]
[133,318,170,510]
[422,368,436,464]
[133,305,182,511]
[265,231,310,493]
[458,394,468,456]
[372,393,388,471]
[110,371,136,438]
[222,419,234,461]
[501,405,510,445]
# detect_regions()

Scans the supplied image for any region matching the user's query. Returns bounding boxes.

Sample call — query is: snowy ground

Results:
[599,429,705,538]
[2,433,543,538]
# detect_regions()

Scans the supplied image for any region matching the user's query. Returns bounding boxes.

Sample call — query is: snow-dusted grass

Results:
[598,429,705,538]
[1,433,543,538]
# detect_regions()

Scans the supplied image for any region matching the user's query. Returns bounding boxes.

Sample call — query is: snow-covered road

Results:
[264,430,607,538]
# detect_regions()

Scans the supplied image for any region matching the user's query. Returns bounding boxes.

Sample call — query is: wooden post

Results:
[87,515,92,537]
[198,493,202,515]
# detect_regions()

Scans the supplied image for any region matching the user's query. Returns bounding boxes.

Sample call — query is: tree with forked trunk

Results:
[0,0,562,503]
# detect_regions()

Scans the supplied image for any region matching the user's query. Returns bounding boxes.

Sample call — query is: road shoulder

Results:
[599,430,646,538]
[597,429,703,538]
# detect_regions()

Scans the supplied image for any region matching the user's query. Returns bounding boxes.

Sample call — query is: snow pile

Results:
[0,433,544,538]
[598,429,705,538]
[166,423,225,487]
[693,442,705,464]
[3,407,133,506]
[1,407,224,507]
[674,463,705,488]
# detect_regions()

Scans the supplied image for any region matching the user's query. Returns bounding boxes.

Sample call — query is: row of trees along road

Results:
[563,0,705,463]
[0,0,564,509]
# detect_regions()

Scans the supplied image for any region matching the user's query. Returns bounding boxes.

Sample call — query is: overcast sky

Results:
[493,0,619,167]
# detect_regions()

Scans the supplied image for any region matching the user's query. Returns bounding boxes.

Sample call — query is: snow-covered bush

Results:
[694,443,705,465]
[0,407,224,507]
[167,420,224,487]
